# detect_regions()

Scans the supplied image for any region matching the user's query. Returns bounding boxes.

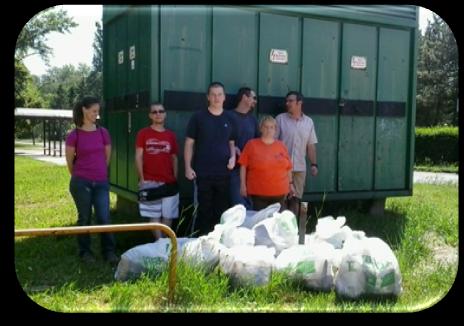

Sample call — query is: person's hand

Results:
[138,179,147,187]
[289,183,296,197]
[240,184,247,197]
[310,165,318,177]
[185,167,197,180]
[227,156,236,170]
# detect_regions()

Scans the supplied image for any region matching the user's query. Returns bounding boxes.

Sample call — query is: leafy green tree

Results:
[86,21,103,99]
[416,14,458,126]
[16,7,77,63]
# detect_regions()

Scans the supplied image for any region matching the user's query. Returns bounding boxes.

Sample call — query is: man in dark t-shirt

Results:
[184,81,237,236]
[227,87,259,209]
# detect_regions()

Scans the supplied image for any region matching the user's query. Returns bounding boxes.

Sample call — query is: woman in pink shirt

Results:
[65,97,118,264]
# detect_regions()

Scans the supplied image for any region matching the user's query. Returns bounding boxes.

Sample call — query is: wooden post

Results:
[298,202,308,245]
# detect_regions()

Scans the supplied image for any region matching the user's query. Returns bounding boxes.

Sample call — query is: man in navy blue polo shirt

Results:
[184,81,237,236]
[227,87,259,209]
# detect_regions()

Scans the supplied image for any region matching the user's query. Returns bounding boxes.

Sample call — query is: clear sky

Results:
[22,5,435,77]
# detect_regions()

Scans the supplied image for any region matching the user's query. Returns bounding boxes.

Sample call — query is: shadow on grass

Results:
[306,200,407,250]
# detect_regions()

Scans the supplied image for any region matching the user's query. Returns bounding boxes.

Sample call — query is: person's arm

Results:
[135,147,144,184]
[228,140,236,170]
[240,165,247,197]
[172,154,178,180]
[288,170,296,197]
[184,137,196,180]
[307,143,318,176]
[105,145,111,166]
[65,146,75,175]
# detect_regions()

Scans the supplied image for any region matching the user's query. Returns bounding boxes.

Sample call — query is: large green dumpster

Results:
[102,5,418,210]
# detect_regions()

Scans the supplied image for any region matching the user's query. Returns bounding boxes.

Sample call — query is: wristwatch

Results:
[311,163,318,168]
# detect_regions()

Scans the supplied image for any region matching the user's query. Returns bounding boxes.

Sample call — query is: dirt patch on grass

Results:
[422,231,458,266]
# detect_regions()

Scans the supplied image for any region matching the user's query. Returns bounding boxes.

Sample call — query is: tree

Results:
[416,14,458,126]
[86,21,103,99]
[15,7,77,64]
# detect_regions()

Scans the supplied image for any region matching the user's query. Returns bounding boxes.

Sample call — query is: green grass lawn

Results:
[14,156,458,312]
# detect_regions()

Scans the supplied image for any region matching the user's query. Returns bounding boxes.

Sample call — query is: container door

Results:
[374,28,410,190]
[212,7,258,98]
[127,7,152,193]
[301,18,340,194]
[258,12,301,117]
[338,23,377,191]
[161,5,212,198]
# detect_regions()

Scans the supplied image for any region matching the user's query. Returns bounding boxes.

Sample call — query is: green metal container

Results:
[102,5,418,207]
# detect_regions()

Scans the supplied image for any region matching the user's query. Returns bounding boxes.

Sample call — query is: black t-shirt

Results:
[186,108,237,177]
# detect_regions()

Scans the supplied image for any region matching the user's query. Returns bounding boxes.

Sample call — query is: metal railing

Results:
[15,223,178,303]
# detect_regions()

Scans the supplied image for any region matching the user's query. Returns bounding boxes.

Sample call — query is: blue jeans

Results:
[230,169,252,210]
[69,176,115,257]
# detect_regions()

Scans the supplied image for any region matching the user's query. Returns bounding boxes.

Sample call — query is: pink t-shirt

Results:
[66,127,111,181]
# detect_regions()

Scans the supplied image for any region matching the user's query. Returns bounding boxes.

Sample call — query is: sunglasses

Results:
[150,110,165,114]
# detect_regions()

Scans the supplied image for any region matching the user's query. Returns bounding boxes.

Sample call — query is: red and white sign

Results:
[270,49,288,64]
[351,56,367,69]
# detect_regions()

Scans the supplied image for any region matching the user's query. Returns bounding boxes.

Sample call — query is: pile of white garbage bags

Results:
[115,204,402,298]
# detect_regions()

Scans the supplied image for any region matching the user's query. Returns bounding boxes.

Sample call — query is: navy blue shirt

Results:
[186,108,237,177]
[227,110,259,151]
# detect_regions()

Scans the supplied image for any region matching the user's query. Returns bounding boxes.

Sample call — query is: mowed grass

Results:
[14,156,458,312]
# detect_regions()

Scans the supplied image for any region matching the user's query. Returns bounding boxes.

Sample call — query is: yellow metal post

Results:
[15,223,178,303]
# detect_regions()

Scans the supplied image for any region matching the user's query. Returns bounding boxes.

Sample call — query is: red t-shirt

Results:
[135,127,178,183]
[238,138,292,196]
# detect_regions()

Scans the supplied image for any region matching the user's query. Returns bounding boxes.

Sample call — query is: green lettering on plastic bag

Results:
[381,271,395,287]
[296,260,315,274]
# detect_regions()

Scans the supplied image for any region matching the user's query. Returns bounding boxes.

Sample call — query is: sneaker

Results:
[80,252,96,264]
[104,252,119,264]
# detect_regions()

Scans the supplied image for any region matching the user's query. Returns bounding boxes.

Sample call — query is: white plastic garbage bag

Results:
[274,243,336,291]
[253,210,298,254]
[314,216,350,249]
[220,204,246,227]
[182,235,227,271]
[241,203,281,229]
[220,226,255,248]
[219,245,276,287]
[115,237,193,281]
[335,236,403,298]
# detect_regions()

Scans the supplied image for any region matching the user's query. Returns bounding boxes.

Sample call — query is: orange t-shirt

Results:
[238,138,292,196]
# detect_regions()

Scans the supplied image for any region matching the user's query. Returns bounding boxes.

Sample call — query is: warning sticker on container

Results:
[351,56,367,69]
[129,45,136,60]
[118,50,124,64]
[270,49,288,64]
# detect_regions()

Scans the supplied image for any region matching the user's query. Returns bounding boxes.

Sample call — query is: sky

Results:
[22,5,435,77]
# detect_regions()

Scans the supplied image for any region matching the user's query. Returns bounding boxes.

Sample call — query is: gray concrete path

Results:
[413,171,458,185]
[15,142,459,185]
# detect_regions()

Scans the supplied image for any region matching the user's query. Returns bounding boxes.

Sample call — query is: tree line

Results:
[15,8,458,129]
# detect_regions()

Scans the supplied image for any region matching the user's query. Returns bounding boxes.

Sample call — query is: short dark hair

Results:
[286,91,303,102]
[149,102,164,112]
[73,96,100,127]
[235,87,252,106]
[207,81,225,94]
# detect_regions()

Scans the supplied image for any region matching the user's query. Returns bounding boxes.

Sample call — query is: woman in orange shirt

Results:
[238,115,295,210]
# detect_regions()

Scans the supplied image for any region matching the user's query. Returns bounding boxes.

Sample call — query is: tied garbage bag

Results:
[182,235,227,271]
[115,238,193,281]
[220,204,246,227]
[220,227,255,248]
[274,243,336,291]
[253,210,298,254]
[335,236,403,298]
[219,245,276,287]
[241,203,281,229]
